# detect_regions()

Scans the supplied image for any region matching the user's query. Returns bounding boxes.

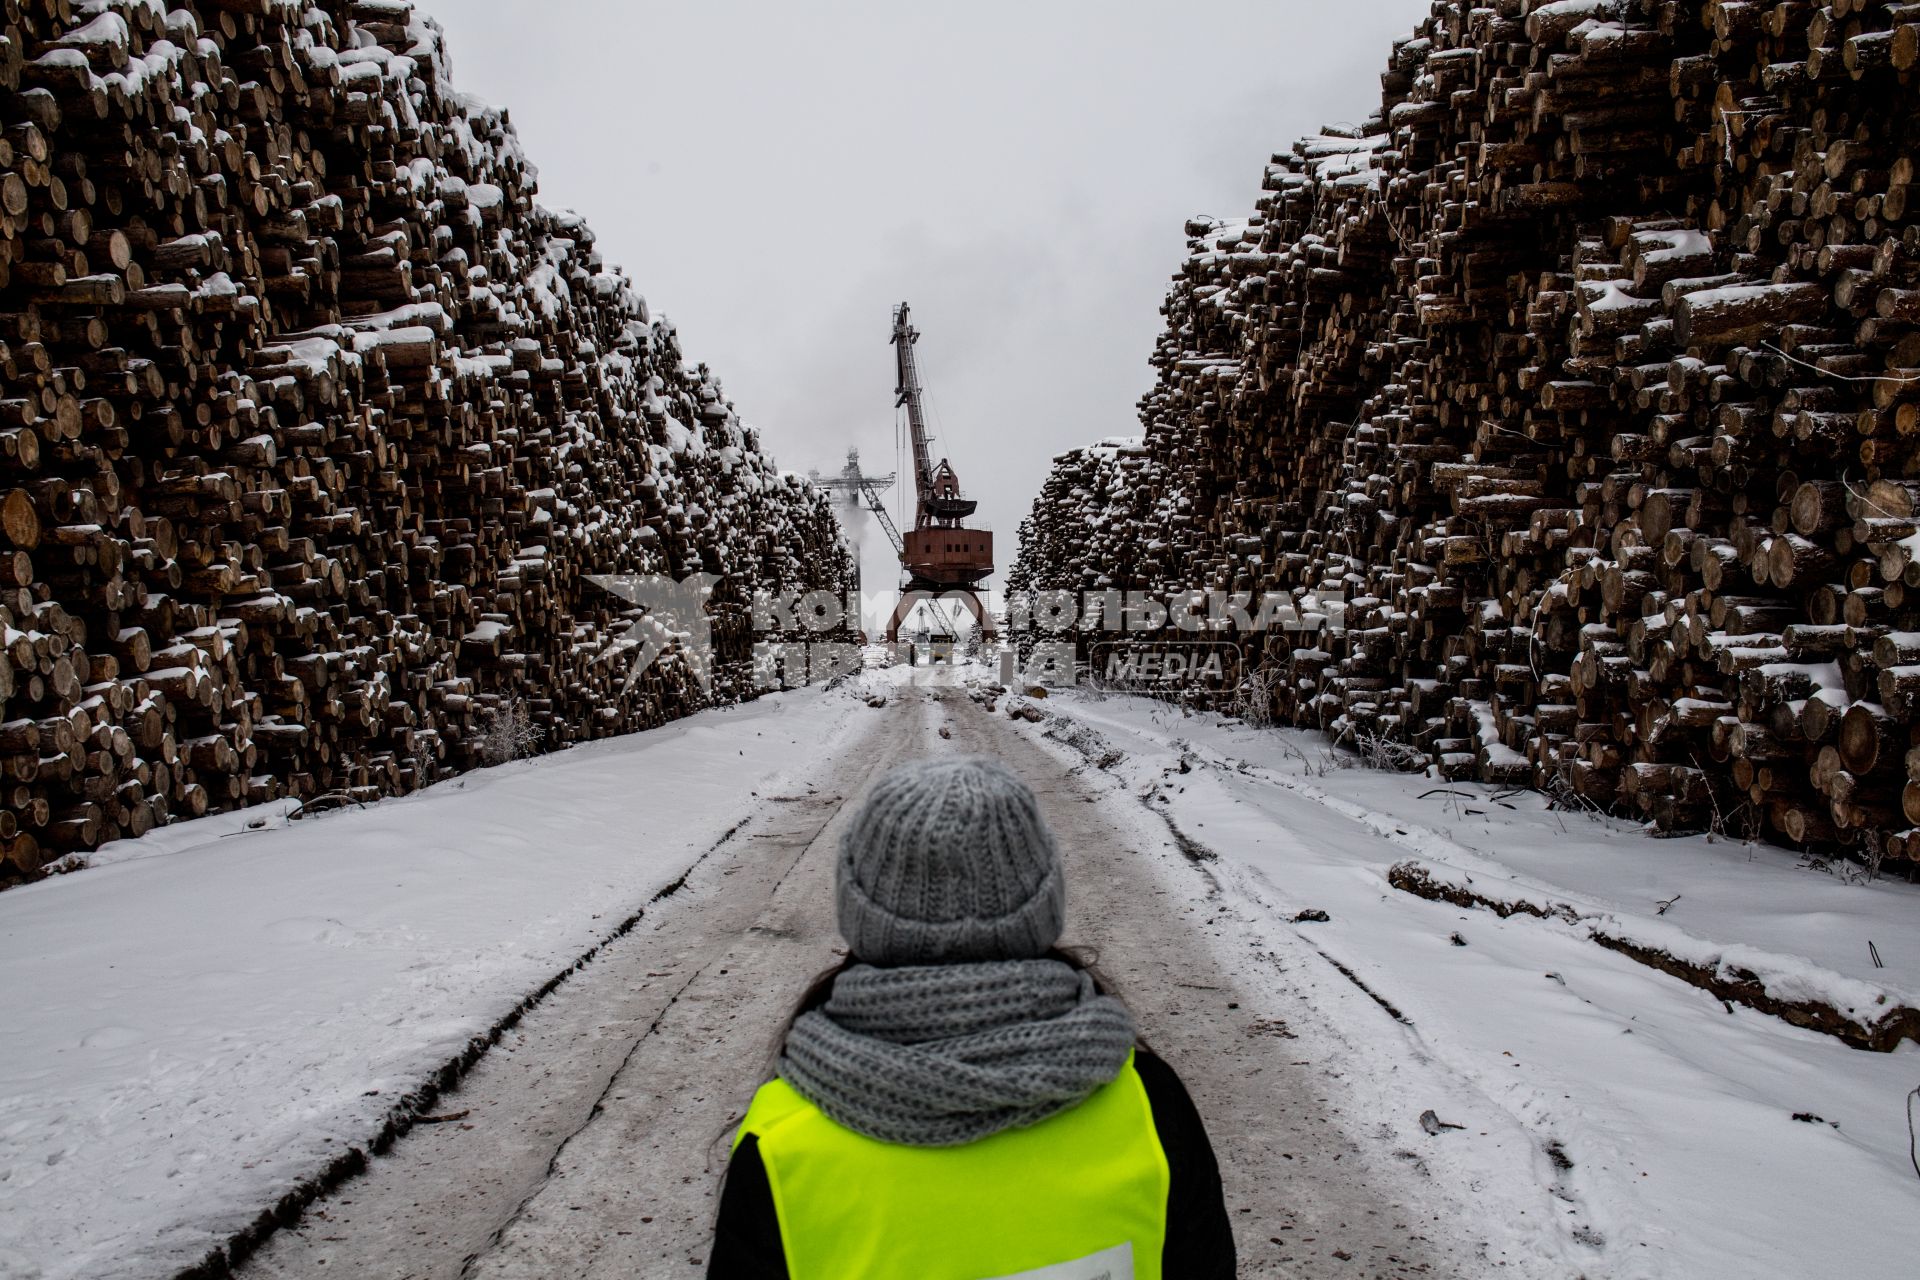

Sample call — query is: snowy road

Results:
[15,669,1916,1279]
[239,681,1497,1278]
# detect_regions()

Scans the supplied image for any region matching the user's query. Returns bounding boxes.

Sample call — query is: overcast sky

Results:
[418,0,1429,600]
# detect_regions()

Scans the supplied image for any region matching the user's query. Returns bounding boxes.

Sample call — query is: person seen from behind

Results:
[707,755,1236,1278]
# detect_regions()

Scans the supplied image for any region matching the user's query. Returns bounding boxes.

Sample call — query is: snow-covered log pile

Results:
[0,0,852,883]
[1014,0,1920,862]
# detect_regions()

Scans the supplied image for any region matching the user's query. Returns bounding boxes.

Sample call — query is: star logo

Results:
[585,573,721,694]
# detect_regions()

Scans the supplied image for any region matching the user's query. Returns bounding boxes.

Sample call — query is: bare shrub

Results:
[405,731,444,792]
[1329,726,1428,773]
[481,698,544,765]
[1232,665,1282,729]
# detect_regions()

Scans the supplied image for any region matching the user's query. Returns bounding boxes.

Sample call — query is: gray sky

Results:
[418,0,1429,599]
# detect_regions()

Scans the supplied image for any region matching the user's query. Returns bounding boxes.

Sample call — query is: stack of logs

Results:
[1013,0,1920,864]
[0,0,853,884]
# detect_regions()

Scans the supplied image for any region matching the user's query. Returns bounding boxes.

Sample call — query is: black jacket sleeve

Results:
[1135,1046,1238,1278]
[707,1051,1236,1279]
[706,1134,789,1279]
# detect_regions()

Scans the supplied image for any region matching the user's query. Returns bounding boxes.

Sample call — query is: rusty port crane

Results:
[884,303,995,643]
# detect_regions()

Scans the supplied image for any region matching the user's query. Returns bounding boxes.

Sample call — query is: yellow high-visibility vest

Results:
[733,1053,1169,1280]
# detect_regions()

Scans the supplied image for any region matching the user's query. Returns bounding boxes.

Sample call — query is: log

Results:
[0,0,857,888]
[1011,0,1920,863]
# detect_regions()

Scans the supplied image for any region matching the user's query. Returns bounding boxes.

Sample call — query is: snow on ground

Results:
[7,657,1917,1280]
[0,673,894,1280]
[1001,685,1920,1280]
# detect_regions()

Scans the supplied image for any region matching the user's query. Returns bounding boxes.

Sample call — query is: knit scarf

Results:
[779,958,1137,1147]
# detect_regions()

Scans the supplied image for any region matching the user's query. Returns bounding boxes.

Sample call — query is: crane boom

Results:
[891,303,936,526]
[858,479,904,557]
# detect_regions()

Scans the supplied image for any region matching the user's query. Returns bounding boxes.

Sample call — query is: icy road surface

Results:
[240,680,1518,1278]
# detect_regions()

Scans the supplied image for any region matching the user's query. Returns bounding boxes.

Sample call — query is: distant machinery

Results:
[810,447,903,558]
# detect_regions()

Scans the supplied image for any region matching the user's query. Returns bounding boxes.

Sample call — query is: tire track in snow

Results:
[248,682,1503,1277]
[198,818,754,1280]
[234,697,916,1280]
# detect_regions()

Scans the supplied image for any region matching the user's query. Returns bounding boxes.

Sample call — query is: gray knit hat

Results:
[836,756,1065,965]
